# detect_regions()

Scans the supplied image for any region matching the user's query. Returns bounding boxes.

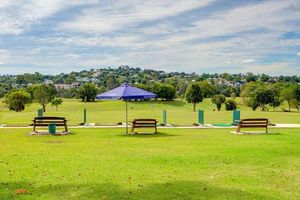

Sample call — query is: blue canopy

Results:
[96,83,157,134]
[96,83,157,100]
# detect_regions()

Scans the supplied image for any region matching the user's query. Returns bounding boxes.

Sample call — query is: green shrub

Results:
[225,99,237,111]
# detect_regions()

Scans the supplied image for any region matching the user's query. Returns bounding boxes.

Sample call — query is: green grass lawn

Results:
[0,98,300,126]
[0,128,300,199]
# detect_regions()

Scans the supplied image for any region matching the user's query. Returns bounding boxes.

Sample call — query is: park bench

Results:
[236,118,269,133]
[33,117,68,133]
[131,119,157,134]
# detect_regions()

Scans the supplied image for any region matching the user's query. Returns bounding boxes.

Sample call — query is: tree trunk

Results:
[193,103,196,112]
[43,104,46,112]
[288,101,291,112]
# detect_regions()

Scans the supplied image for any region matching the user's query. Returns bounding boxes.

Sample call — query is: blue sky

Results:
[0,0,299,75]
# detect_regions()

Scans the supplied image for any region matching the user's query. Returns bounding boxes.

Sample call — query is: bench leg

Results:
[155,125,157,134]
[236,124,241,133]
[33,124,36,132]
[130,125,135,134]
[65,123,68,133]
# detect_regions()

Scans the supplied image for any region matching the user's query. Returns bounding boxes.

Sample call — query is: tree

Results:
[185,82,203,111]
[225,99,237,110]
[51,98,63,111]
[153,83,176,101]
[281,85,295,111]
[5,90,32,112]
[293,85,300,111]
[241,82,279,111]
[211,94,226,111]
[79,83,97,102]
[32,84,56,112]
[269,97,282,111]
[199,81,215,98]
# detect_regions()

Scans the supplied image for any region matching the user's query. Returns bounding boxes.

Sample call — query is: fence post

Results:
[163,110,167,126]
[233,110,240,125]
[84,108,87,126]
[198,110,204,126]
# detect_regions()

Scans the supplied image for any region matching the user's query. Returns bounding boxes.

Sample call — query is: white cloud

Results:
[0,49,10,65]
[59,0,214,33]
[242,59,255,64]
[1,0,300,75]
[297,52,300,56]
[0,0,98,34]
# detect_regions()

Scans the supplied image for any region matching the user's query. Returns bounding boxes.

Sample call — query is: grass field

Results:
[0,98,300,126]
[0,128,300,199]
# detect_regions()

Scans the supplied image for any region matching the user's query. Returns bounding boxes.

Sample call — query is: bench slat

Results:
[241,122,268,125]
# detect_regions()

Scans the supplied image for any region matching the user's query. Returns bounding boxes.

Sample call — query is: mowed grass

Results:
[0,128,300,199]
[0,98,300,126]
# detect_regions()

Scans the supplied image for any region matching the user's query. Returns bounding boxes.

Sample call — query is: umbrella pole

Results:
[126,100,128,135]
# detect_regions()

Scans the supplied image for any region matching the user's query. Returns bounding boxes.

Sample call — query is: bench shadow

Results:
[232,131,282,136]
[0,181,278,200]
[117,132,178,138]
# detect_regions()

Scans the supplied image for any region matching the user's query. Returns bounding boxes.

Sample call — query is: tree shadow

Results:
[0,181,279,200]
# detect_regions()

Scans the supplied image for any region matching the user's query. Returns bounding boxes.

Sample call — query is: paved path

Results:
[1,124,300,129]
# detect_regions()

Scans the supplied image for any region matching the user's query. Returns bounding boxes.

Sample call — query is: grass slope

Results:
[0,128,300,199]
[0,98,300,126]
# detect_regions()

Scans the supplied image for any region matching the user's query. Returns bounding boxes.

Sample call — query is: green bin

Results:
[38,108,43,117]
[233,110,240,126]
[48,123,56,134]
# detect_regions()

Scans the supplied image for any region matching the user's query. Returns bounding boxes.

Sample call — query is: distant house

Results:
[54,84,73,90]
[44,79,54,85]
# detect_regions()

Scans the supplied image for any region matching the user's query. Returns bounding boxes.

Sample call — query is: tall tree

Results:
[153,83,176,101]
[79,83,97,102]
[185,82,203,111]
[33,84,56,112]
[293,85,300,111]
[281,85,295,111]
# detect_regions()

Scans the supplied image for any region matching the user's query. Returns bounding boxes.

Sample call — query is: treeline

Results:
[1,66,300,99]
[241,82,300,111]
[4,83,106,112]
[4,80,300,113]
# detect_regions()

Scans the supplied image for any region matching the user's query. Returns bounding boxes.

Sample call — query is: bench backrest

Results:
[133,119,157,124]
[240,118,268,125]
[34,117,67,124]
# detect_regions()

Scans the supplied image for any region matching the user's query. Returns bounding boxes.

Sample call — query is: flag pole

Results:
[126,100,128,135]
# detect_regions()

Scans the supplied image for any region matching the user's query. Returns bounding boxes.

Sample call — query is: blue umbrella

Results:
[96,83,157,134]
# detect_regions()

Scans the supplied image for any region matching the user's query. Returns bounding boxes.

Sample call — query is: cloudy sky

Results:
[0,0,299,75]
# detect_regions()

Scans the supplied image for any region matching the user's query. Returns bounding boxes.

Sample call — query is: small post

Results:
[38,108,43,117]
[163,110,167,126]
[198,110,204,126]
[233,110,240,126]
[84,108,87,126]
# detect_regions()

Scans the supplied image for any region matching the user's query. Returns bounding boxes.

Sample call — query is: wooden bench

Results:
[236,118,269,133]
[131,119,157,134]
[33,117,68,133]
